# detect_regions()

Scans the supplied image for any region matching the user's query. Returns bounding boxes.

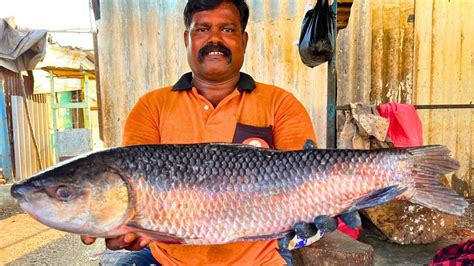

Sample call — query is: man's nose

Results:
[207,28,223,43]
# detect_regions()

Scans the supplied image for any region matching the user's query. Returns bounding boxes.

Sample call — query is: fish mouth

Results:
[10,183,32,202]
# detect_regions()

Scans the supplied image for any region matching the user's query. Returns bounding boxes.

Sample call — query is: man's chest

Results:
[158,95,275,147]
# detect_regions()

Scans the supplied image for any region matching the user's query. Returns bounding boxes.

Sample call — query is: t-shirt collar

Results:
[172,72,256,92]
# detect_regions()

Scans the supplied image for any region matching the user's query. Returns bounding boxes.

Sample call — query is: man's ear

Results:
[242,31,248,51]
[184,30,189,48]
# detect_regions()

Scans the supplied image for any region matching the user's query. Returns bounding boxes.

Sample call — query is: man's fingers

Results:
[313,215,338,233]
[294,221,318,238]
[277,232,296,249]
[104,233,151,251]
[105,233,138,250]
[339,212,361,229]
[124,237,152,251]
[80,236,96,245]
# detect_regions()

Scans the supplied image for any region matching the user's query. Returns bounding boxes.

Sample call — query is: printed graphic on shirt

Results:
[242,137,270,148]
[232,123,273,148]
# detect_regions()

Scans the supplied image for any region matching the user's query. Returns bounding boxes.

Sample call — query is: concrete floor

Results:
[0,210,104,265]
[359,230,468,265]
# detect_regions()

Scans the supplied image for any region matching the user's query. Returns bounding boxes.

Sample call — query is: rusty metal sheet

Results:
[11,95,54,180]
[414,0,473,196]
[1,68,54,181]
[337,0,473,195]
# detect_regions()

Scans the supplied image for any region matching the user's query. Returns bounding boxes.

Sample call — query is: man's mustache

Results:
[198,43,232,64]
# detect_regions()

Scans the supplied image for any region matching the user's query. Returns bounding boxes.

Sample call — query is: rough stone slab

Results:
[291,231,374,266]
[362,201,458,245]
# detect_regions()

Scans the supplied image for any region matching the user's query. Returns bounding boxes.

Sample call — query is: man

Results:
[82,0,359,265]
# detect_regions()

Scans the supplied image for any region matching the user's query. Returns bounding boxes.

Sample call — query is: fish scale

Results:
[10,143,467,245]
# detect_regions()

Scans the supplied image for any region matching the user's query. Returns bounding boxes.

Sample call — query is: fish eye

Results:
[55,185,75,201]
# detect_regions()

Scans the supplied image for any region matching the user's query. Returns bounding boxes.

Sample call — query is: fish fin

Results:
[235,231,292,242]
[406,145,468,216]
[303,139,318,150]
[347,185,407,212]
[123,225,184,244]
[207,143,282,152]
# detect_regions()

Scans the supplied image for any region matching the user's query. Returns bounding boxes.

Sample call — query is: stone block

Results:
[362,200,458,244]
[291,231,374,266]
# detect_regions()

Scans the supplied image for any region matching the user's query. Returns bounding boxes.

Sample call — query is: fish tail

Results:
[407,145,468,216]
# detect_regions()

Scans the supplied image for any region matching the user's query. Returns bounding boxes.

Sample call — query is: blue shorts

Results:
[106,245,292,266]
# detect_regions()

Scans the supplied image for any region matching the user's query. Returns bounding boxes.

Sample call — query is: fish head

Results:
[10,154,131,237]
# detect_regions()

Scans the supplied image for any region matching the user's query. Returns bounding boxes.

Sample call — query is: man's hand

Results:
[278,212,361,250]
[80,233,151,251]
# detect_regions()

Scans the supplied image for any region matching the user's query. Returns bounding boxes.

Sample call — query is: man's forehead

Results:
[190,3,241,23]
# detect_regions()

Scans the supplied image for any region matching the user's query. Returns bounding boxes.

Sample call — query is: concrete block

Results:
[362,201,458,244]
[291,231,374,266]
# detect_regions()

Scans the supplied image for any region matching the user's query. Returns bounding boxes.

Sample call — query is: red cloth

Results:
[377,102,423,147]
[429,238,474,266]
[337,217,362,240]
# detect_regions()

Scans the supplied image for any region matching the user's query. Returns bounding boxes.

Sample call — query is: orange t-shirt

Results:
[122,72,316,265]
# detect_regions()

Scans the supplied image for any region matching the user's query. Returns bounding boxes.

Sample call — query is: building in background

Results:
[0,17,99,182]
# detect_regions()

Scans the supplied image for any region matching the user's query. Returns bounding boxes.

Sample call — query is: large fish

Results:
[10,143,467,245]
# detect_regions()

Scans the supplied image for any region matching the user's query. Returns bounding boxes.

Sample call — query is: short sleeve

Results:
[273,93,317,150]
[122,96,161,146]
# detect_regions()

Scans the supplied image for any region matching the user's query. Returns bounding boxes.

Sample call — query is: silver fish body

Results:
[10,143,467,245]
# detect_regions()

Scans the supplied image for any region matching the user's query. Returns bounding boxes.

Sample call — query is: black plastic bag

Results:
[298,0,336,68]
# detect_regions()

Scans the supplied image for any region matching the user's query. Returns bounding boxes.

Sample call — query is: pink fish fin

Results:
[235,230,292,242]
[406,145,468,216]
[121,225,184,244]
[346,185,407,212]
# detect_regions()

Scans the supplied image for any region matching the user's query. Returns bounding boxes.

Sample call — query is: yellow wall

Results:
[414,0,473,196]
[338,0,473,195]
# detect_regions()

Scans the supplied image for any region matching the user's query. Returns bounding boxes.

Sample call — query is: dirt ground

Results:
[0,209,104,265]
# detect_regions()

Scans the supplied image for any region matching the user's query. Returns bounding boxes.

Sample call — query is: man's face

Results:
[185,2,248,81]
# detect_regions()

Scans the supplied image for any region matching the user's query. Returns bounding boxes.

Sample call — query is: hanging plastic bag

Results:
[298,0,336,68]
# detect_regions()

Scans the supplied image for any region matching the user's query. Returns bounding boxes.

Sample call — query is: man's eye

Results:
[196,28,208,32]
[222,28,235,33]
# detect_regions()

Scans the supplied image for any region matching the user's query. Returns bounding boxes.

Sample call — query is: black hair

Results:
[184,0,250,32]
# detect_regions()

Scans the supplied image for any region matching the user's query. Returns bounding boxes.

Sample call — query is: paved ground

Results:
[0,210,105,265]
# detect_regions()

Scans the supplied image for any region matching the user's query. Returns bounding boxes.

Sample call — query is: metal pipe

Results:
[335,104,474,111]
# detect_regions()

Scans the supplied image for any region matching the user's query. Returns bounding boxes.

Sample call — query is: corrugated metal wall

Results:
[337,0,473,195]
[96,0,329,148]
[11,96,53,180]
[414,0,473,197]
[336,0,415,105]
[0,70,54,180]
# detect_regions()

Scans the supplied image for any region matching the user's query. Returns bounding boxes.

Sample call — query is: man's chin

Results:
[198,68,233,79]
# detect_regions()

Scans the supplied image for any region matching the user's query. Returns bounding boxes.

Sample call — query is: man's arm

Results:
[272,93,317,151]
[122,96,161,146]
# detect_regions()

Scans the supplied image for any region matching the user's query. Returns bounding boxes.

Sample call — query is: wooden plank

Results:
[413,0,433,147]
[370,0,383,102]
[11,97,22,179]
[458,0,474,195]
